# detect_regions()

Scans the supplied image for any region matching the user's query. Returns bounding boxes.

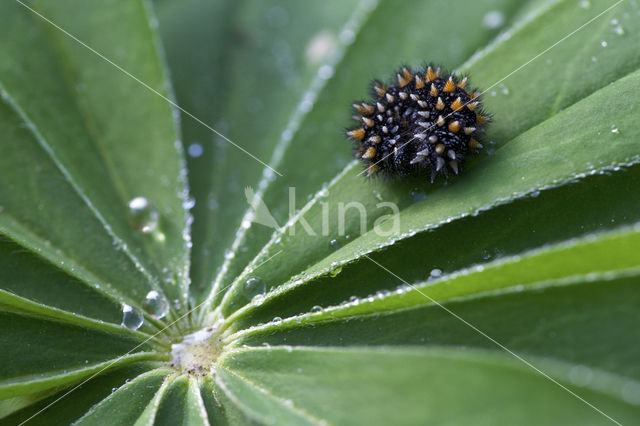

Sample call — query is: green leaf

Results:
[0,311,161,399]
[2,363,163,425]
[74,368,171,426]
[0,0,190,307]
[222,346,640,425]
[225,222,640,330]
[0,236,122,324]
[200,0,533,312]
[217,65,640,327]
[220,161,640,324]
[157,0,362,303]
[2,0,640,424]
[214,367,319,425]
[235,273,640,379]
[153,376,210,426]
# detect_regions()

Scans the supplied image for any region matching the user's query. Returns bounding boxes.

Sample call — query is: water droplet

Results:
[142,290,169,319]
[601,40,608,47]
[244,277,267,301]
[410,189,426,202]
[281,129,293,142]
[128,197,159,233]
[252,294,266,306]
[568,365,593,386]
[621,381,640,405]
[318,65,334,80]
[349,295,358,302]
[272,316,282,323]
[187,143,203,158]
[329,239,340,251]
[305,31,336,65]
[121,303,143,330]
[339,28,355,44]
[182,198,196,210]
[611,124,619,134]
[482,10,505,29]
[173,298,182,311]
[311,305,322,313]
[578,0,591,9]
[429,268,442,279]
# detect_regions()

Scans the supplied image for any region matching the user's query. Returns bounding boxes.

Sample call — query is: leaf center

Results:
[170,325,224,376]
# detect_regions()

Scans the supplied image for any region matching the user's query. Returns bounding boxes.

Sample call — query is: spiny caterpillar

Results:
[347,65,490,182]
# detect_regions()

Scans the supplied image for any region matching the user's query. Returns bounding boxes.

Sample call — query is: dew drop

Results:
[610,124,619,134]
[318,65,334,80]
[121,303,144,330]
[329,239,340,251]
[252,294,266,306]
[578,0,590,9]
[272,316,283,323]
[568,365,593,386]
[244,277,267,301]
[311,305,322,313]
[621,381,640,405]
[482,10,505,29]
[281,129,293,142]
[128,197,159,234]
[187,143,203,158]
[305,30,336,65]
[429,268,442,279]
[142,290,169,319]
[182,198,196,210]
[339,28,355,45]
[600,40,608,47]
[173,298,182,311]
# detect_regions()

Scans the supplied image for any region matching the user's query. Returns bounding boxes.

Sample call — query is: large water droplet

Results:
[121,303,144,330]
[429,268,443,279]
[142,290,169,319]
[128,197,159,233]
[311,305,322,313]
[244,277,266,302]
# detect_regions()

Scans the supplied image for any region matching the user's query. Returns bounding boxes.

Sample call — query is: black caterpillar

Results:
[347,65,490,182]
